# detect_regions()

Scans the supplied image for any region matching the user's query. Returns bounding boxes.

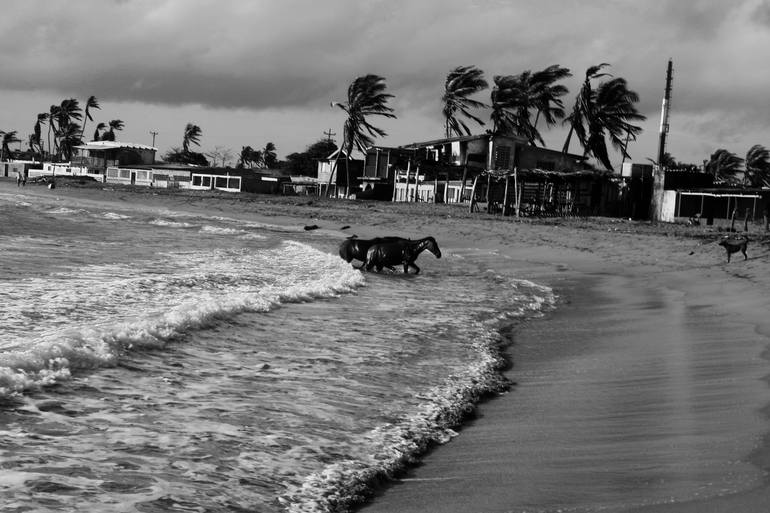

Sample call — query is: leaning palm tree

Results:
[490,74,520,136]
[58,123,83,161]
[531,64,572,133]
[182,123,202,153]
[583,77,646,171]
[54,99,82,159]
[79,95,100,142]
[488,65,571,147]
[237,145,255,168]
[48,104,60,160]
[33,112,49,160]
[92,122,106,141]
[330,74,397,197]
[744,144,770,187]
[442,65,488,138]
[101,119,125,141]
[1,131,22,161]
[262,142,277,168]
[561,64,645,170]
[562,63,611,154]
[706,149,744,184]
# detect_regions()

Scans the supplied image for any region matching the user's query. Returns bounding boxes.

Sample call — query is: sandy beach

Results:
[3,178,770,512]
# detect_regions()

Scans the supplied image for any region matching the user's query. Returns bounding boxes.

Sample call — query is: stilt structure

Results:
[650,59,673,222]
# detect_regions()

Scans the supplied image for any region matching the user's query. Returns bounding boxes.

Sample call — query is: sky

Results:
[1,0,770,169]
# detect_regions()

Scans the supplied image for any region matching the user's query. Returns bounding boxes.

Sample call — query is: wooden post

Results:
[502,174,510,216]
[406,159,413,202]
[459,154,469,204]
[434,175,438,203]
[744,207,750,232]
[469,174,479,213]
[730,205,737,231]
[513,167,520,217]
[444,173,449,204]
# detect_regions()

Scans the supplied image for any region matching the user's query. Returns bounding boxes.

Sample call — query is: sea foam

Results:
[0,241,363,399]
[284,277,555,512]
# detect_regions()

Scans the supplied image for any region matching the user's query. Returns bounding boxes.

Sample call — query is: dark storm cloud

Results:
[1,0,769,161]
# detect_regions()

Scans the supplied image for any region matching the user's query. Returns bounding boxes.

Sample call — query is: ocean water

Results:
[0,190,554,512]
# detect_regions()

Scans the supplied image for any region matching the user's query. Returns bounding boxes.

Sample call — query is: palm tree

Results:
[531,64,572,133]
[93,122,106,141]
[562,63,611,154]
[237,146,254,168]
[744,144,770,187]
[58,123,83,161]
[489,65,571,146]
[1,131,22,161]
[182,123,202,153]
[79,95,100,142]
[262,142,277,168]
[54,99,82,159]
[490,74,519,136]
[102,119,125,141]
[48,104,60,160]
[706,149,744,183]
[442,65,488,138]
[33,113,49,160]
[330,74,397,196]
[237,146,263,168]
[562,64,645,171]
[583,77,646,171]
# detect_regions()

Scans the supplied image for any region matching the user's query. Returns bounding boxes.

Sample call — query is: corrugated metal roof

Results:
[75,141,157,151]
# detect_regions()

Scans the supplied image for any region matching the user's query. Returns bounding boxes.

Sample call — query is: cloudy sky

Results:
[1,0,769,168]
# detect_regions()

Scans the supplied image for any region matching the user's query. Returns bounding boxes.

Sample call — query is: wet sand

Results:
[361,255,770,513]
[3,179,770,512]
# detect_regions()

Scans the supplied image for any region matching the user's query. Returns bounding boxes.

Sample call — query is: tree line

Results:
[6,63,767,187]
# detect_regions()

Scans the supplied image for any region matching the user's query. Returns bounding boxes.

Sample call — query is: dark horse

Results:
[364,236,441,274]
[338,236,407,267]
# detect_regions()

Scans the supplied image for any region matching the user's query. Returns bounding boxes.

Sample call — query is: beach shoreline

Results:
[3,178,770,512]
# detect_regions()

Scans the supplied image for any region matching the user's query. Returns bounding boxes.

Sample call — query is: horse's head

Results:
[425,237,441,258]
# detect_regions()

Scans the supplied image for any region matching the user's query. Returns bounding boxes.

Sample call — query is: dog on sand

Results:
[718,235,748,263]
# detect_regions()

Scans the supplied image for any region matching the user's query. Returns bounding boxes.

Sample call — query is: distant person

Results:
[22,169,28,186]
[16,170,22,187]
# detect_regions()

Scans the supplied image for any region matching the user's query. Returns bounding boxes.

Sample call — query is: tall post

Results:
[650,59,673,222]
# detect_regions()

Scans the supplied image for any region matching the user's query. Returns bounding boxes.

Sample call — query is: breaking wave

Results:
[0,242,364,399]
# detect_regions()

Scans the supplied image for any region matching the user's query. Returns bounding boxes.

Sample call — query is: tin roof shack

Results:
[394,134,589,212]
[361,146,417,200]
[189,168,289,194]
[316,149,364,198]
[105,164,194,188]
[73,141,157,176]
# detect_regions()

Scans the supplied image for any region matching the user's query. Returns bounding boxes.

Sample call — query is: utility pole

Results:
[323,129,336,144]
[149,130,158,147]
[650,59,673,222]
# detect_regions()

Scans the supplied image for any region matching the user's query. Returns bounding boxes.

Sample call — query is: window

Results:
[201,176,211,188]
[228,177,240,189]
[215,177,228,188]
[119,169,131,179]
[494,145,511,169]
[192,175,202,186]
